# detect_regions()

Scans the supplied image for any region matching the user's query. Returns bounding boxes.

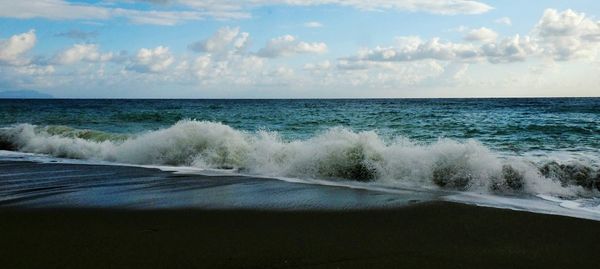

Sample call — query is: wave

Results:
[1,120,599,198]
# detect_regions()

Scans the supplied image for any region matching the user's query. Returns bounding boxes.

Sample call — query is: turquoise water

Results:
[1,98,600,200]
[2,98,599,153]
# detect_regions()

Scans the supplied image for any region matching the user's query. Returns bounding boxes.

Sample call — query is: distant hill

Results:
[0,90,53,99]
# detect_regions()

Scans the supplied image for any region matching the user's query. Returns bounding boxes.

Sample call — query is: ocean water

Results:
[1,98,600,218]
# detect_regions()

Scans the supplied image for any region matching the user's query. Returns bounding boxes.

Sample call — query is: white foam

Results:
[446,192,600,221]
[1,121,587,196]
[2,120,600,219]
[2,149,600,221]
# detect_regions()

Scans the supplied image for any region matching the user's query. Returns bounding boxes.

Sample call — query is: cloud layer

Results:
[344,9,600,65]
[1,8,599,97]
[0,0,493,25]
[129,46,174,73]
[534,9,600,60]
[257,35,327,58]
[188,27,249,54]
[54,44,114,65]
[0,30,36,65]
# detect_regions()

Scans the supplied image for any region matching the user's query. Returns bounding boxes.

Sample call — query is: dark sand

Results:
[2,202,600,269]
[0,160,437,209]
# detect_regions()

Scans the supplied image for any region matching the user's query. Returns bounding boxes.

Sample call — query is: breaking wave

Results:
[1,120,599,197]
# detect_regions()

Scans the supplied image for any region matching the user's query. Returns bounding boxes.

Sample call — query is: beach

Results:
[2,202,600,269]
[3,1,600,266]
[2,98,600,268]
[1,160,600,268]
[0,160,436,209]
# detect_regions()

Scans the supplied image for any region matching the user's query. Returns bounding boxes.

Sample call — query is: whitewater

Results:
[1,98,600,219]
[2,119,600,220]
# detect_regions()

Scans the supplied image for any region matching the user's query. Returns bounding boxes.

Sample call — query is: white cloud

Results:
[464,27,498,43]
[272,66,295,77]
[5,8,600,98]
[304,60,332,71]
[0,0,215,25]
[332,59,448,89]
[129,46,174,73]
[336,59,371,70]
[304,21,323,28]
[346,34,539,64]
[54,44,113,65]
[233,32,250,50]
[0,30,61,90]
[13,64,56,76]
[0,0,493,26]
[448,25,469,33]
[112,8,224,26]
[257,35,327,58]
[0,0,111,20]
[191,54,267,85]
[146,0,493,15]
[481,35,538,63]
[533,9,600,60]
[0,30,36,65]
[350,36,479,62]
[188,27,249,54]
[177,28,269,85]
[495,17,512,26]
[343,9,600,65]
[185,28,255,81]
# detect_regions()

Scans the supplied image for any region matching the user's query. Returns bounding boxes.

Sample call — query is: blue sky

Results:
[1,0,599,98]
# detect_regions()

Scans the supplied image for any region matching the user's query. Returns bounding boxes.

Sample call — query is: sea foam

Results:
[1,120,598,198]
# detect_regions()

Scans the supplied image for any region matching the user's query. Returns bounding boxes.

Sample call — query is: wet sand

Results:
[0,160,437,209]
[2,202,600,269]
[2,160,600,268]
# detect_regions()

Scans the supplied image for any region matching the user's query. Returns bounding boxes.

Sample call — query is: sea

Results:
[1,98,600,219]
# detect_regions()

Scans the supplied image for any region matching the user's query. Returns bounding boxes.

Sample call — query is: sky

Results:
[0,0,599,98]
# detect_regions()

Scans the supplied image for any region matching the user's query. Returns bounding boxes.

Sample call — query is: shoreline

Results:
[2,158,600,220]
[0,159,438,210]
[2,202,600,268]
[3,158,600,268]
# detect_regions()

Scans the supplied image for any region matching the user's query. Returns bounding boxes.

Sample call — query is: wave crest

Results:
[1,120,598,197]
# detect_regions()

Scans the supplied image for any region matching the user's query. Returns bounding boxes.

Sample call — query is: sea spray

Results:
[0,120,598,198]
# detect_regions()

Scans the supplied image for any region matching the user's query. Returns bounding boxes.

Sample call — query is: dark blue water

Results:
[2,98,600,218]
[1,98,599,153]
[0,98,599,197]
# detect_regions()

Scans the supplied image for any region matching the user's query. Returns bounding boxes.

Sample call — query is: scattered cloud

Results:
[481,35,538,63]
[347,36,479,62]
[495,17,512,26]
[0,0,217,25]
[136,0,493,15]
[0,30,58,90]
[185,28,279,85]
[188,27,249,54]
[464,27,498,42]
[0,0,111,20]
[2,7,600,97]
[533,9,600,61]
[257,35,327,58]
[304,60,331,71]
[330,59,447,89]
[304,21,323,28]
[128,46,174,73]
[54,44,113,65]
[345,34,537,64]
[0,30,36,65]
[0,0,493,26]
[111,8,221,26]
[343,9,600,65]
